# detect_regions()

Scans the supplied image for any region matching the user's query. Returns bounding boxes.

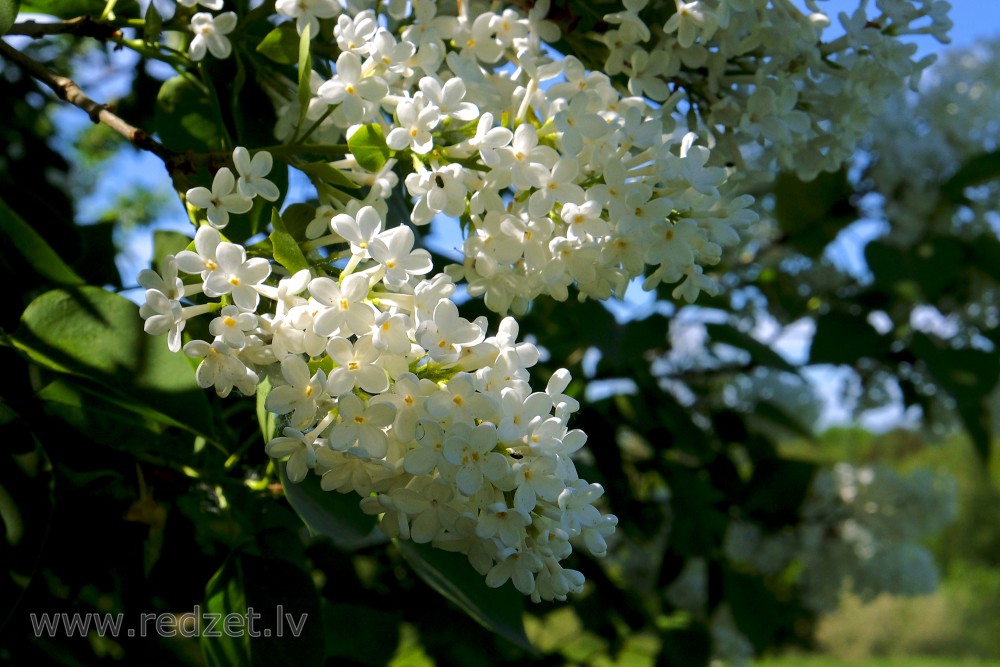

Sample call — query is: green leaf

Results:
[11,287,215,438]
[911,332,999,462]
[395,540,534,653]
[153,230,193,273]
[269,208,309,274]
[347,124,391,173]
[296,22,312,133]
[18,0,138,18]
[155,76,221,153]
[941,150,1000,204]
[809,310,889,365]
[865,237,963,301]
[202,553,325,667]
[142,0,162,44]
[741,458,817,529]
[704,322,797,374]
[0,0,20,35]
[752,400,815,441]
[256,24,300,65]
[280,203,318,242]
[321,602,402,666]
[256,376,276,443]
[38,377,200,456]
[294,161,360,190]
[0,196,83,286]
[278,464,381,551]
[773,167,856,258]
[725,570,781,652]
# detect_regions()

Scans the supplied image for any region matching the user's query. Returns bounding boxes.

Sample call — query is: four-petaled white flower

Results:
[202,242,271,311]
[209,304,258,349]
[265,427,318,483]
[188,11,238,61]
[328,392,395,458]
[186,167,252,229]
[233,147,280,201]
[275,0,340,36]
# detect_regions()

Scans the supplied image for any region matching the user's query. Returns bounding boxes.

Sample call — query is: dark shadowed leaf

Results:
[0,196,83,286]
[809,310,889,365]
[12,286,215,438]
[773,168,856,258]
[705,322,797,374]
[278,464,381,551]
[941,150,1000,203]
[202,553,324,667]
[395,540,534,653]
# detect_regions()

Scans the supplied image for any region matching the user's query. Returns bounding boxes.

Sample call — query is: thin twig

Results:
[0,39,188,169]
[6,16,122,41]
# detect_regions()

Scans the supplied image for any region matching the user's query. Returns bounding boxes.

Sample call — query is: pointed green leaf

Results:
[269,208,309,273]
[257,24,300,65]
[203,553,324,667]
[294,161,360,190]
[0,196,83,286]
[296,22,312,132]
[395,540,534,653]
[1,0,20,35]
[142,0,162,43]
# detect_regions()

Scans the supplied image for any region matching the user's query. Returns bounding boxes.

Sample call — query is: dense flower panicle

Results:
[146,0,952,601]
[141,152,617,601]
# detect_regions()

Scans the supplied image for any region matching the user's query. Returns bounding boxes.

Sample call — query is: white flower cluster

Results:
[723,463,957,613]
[166,0,951,310]
[139,147,618,602]
[263,0,758,310]
[601,0,951,179]
[864,35,1000,243]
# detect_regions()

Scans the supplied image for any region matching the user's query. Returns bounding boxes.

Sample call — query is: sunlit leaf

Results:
[347,124,391,173]
[257,24,300,65]
[155,76,221,153]
[269,208,309,274]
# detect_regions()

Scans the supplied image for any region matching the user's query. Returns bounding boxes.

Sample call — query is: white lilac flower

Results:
[331,205,382,259]
[265,355,329,429]
[265,427,318,483]
[325,335,389,395]
[328,393,395,458]
[318,51,389,125]
[233,147,279,201]
[308,273,376,337]
[386,96,440,154]
[275,0,340,37]
[369,226,433,288]
[202,242,271,311]
[186,167,252,229]
[188,12,238,61]
[175,226,222,278]
[208,305,258,349]
[184,339,258,398]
